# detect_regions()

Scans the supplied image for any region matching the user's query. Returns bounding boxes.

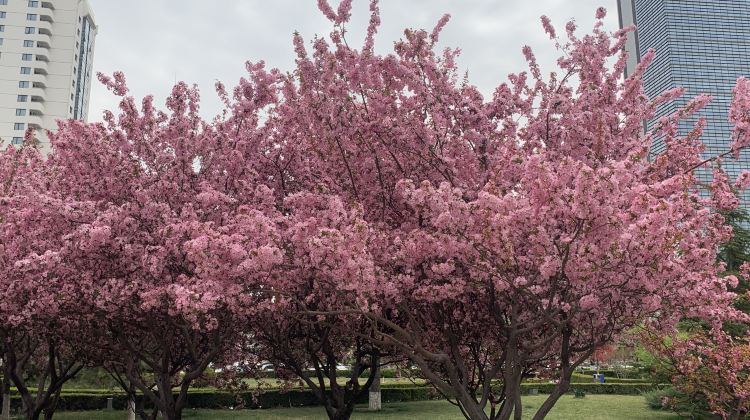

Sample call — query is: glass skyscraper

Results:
[617,0,750,206]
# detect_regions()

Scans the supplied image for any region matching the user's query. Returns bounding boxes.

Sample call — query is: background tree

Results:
[643,192,750,419]
[0,140,88,420]
[720,208,750,336]
[719,209,750,272]
[242,194,385,420]
[643,329,750,420]
[4,2,750,420]
[258,2,750,419]
[38,80,283,420]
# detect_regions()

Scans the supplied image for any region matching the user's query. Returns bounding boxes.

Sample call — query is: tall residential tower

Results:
[0,0,96,152]
[617,0,750,205]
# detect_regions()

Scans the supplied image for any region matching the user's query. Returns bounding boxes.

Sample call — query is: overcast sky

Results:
[85,0,619,121]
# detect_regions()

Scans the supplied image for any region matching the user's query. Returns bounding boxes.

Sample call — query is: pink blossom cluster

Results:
[645,329,750,419]
[2,2,750,419]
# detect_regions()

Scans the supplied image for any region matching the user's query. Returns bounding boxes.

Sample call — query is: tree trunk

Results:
[327,409,355,420]
[127,398,137,420]
[42,409,54,420]
[1,376,10,420]
[27,406,43,420]
[322,398,356,420]
[532,327,575,420]
[163,411,176,420]
[156,395,181,420]
[0,394,8,420]
[531,380,569,420]
[513,391,522,420]
[460,400,490,420]
[368,366,381,411]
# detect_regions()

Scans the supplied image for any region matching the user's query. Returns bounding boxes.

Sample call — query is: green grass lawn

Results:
[51,395,679,419]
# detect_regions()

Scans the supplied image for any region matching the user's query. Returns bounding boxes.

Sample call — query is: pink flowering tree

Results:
[3,2,748,420]
[256,2,750,419]
[0,141,88,420]
[208,18,392,415]
[642,328,750,420]
[240,193,385,420]
[38,78,283,420]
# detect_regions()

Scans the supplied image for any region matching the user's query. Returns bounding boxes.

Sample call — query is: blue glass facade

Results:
[618,0,750,206]
[73,15,95,121]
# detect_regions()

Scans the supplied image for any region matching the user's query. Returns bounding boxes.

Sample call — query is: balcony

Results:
[23,115,44,129]
[30,33,51,46]
[36,20,52,35]
[25,87,45,104]
[26,101,45,114]
[24,86,45,96]
[27,73,47,85]
[33,60,48,75]
[31,48,49,58]
[39,11,54,23]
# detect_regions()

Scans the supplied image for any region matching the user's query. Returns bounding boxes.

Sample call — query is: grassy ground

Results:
[51,395,679,419]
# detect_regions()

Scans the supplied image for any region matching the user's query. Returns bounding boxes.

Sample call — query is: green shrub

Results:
[256,366,420,380]
[0,383,661,413]
[577,368,648,379]
[521,383,660,396]
[0,393,131,412]
[642,387,713,419]
[569,373,650,384]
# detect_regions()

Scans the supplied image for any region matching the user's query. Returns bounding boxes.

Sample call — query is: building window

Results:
[24,27,35,34]
[0,25,5,32]
[0,12,6,18]
[28,1,39,6]
[0,38,3,46]
[14,123,24,131]
[23,40,34,47]
[18,81,29,88]
[26,14,37,21]
[0,0,8,5]
[20,67,31,74]
[11,137,23,145]
[21,54,32,61]
[16,109,26,116]
[17,95,28,102]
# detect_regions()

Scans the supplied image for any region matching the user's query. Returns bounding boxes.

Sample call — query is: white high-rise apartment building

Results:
[0,0,96,152]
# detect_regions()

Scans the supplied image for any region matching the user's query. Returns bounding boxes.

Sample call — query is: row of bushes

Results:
[568,373,653,384]
[524,383,662,395]
[0,387,442,412]
[257,367,649,380]
[2,377,652,396]
[0,383,664,412]
[576,368,648,379]
[254,367,415,379]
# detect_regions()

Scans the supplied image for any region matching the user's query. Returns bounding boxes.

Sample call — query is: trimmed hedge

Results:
[255,367,421,379]
[576,369,648,379]
[0,383,662,412]
[569,373,653,384]
[521,383,662,396]
[0,387,442,411]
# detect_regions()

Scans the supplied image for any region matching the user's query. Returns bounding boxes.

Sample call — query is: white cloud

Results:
[87,0,618,121]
